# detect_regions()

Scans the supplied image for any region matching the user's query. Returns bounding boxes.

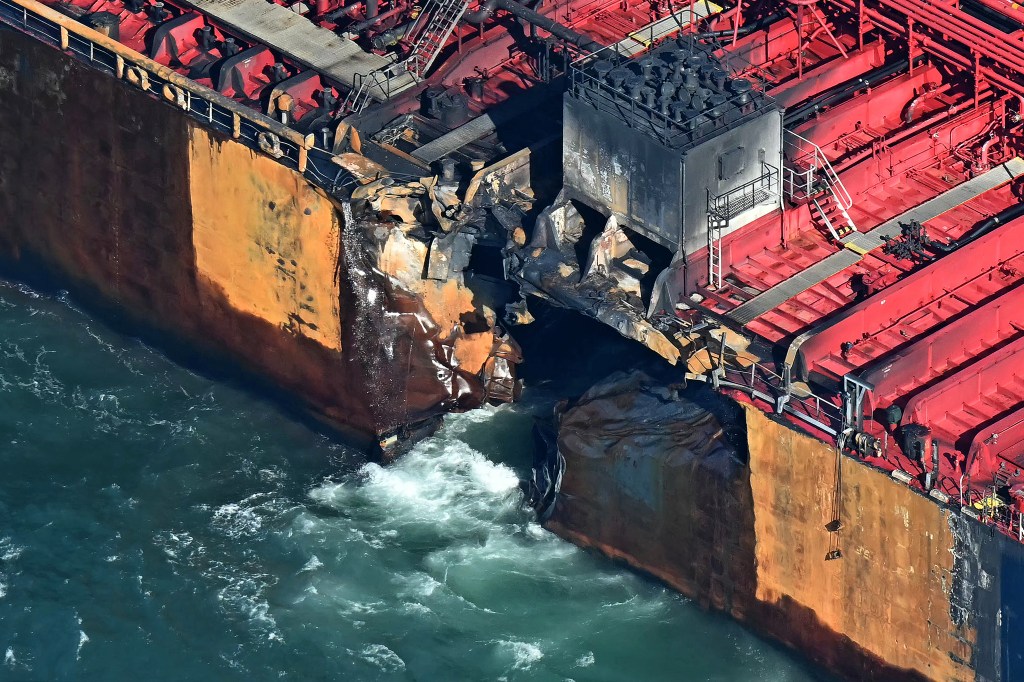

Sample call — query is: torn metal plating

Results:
[505,197,693,366]
[499,191,764,388]
[339,158,524,453]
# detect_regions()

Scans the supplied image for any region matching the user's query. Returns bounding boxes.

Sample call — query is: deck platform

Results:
[179,0,417,99]
[727,158,1024,325]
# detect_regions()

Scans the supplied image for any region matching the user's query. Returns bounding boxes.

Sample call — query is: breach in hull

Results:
[6,0,1024,677]
[0,0,538,455]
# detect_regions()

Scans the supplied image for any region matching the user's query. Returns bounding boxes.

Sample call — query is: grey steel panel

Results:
[180,0,416,98]
[846,159,1024,251]
[412,115,497,162]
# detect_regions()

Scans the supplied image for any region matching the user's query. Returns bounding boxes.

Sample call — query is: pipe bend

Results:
[463,0,604,51]
[463,0,497,24]
[903,82,949,124]
[980,135,999,167]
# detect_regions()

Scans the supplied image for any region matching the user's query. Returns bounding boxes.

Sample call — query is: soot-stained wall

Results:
[949,510,1024,682]
[563,95,684,250]
[562,97,782,260]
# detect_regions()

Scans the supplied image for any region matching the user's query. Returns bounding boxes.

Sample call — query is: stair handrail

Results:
[406,0,468,78]
[404,0,441,46]
[810,197,842,241]
[343,60,407,114]
[783,129,852,210]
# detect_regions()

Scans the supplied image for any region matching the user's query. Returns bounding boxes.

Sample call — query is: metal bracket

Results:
[842,374,874,434]
[775,364,793,414]
[710,333,728,389]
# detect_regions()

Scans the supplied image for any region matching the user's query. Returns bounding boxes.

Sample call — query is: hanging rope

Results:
[825,437,844,560]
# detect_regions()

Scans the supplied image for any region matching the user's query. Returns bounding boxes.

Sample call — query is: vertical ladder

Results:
[708,214,726,290]
[406,0,468,79]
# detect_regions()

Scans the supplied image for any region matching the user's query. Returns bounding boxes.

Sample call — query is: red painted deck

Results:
[903,335,1024,452]
[793,213,1024,381]
[970,408,1024,476]
[862,282,1024,411]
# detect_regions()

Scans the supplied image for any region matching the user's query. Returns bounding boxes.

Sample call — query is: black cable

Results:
[930,199,1024,253]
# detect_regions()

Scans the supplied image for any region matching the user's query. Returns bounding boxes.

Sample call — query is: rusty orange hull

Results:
[0,28,515,452]
[539,372,1024,681]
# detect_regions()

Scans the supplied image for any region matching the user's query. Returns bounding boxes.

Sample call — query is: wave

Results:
[0,537,23,601]
[356,643,406,673]
[0,278,826,682]
[493,639,544,672]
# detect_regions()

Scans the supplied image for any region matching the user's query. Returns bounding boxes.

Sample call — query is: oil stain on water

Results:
[0,280,832,681]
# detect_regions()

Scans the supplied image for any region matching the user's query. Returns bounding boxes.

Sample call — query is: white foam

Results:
[4,647,14,666]
[494,639,543,671]
[156,526,285,643]
[299,555,323,573]
[395,572,443,599]
[575,652,595,668]
[211,503,263,538]
[258,467,285,483]
[0,539,21,602]
[154,531,205,565]
[293,515,318,534]
[76,630,89,660]
[444,405,508,431]
[401,602,432,616]
[216,574,282,644]
[467,455,520,494]
[308,418,522,530]
[359,644,405,672]
[600,595,641,609]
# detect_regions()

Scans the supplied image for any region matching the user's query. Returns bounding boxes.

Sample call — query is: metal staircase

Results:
[405,0,468,79]
[341,61,410,115]
[783,129,858,241]
[811,192,857,240]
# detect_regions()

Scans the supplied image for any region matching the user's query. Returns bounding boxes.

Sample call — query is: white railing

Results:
[343,64,403,114]
[405,0,468,78]
[652,312,845,435]
[783,129,852,210]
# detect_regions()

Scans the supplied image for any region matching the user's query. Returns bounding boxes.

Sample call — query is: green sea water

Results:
[0,280,832,681]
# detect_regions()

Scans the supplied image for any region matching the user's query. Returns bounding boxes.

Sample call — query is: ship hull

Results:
[0,26,514,451]
[540,372,1024,681]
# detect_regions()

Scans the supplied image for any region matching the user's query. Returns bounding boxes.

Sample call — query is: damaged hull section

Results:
[0,27,518,453]
[536,372,1024,681]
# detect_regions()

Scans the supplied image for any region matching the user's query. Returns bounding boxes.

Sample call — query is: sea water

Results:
[0,281,831,681]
